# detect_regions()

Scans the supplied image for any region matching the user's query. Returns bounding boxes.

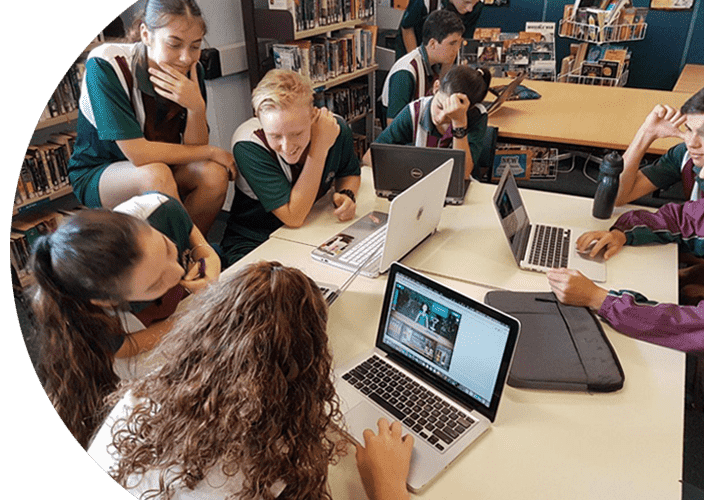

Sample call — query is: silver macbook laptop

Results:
[370,143,468,205]
[311,160,452,278]
[479,71,526,116]
[492,168,607,282]
[335,262,521,493]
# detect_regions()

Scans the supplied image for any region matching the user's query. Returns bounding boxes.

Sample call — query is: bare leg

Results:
[172,160,229,236]
[98,161,180,209]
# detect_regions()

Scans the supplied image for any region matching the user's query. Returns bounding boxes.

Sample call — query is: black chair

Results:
[472,125,498,183]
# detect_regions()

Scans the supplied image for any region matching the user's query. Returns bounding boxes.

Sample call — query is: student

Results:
[382,9,465,126]
[372,65,491,180]
[29,191,220,449]
[546,199,704,352]
[89,262,414,500]
[614,87,704,206]
[67,0,236,236]
[395,0,484,60]
[221,69,361,266]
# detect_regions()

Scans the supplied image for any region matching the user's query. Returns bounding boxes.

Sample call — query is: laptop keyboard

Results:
[342,355,476,452]
[528,224,570,269]
[339,225,387,266]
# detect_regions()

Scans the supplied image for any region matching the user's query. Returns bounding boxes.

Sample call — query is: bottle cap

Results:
[599,151,624,176]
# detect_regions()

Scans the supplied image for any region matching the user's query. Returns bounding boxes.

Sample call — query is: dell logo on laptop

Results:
[410,168,423,179]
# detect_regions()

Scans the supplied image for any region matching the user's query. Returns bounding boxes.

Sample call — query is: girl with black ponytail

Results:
[371,65,492,180]
[28,191,219,449]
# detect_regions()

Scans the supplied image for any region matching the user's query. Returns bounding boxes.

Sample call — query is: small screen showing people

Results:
[382,274,511,408]
[384,283,460,371]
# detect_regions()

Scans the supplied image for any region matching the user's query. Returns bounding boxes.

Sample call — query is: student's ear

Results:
[432,79,441,94]
[139,23,151,46]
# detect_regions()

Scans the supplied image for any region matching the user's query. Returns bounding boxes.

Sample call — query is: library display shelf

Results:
[558,19,647,44]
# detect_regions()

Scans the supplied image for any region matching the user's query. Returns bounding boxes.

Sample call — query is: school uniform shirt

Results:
[110,192,193,354]
[88,391,286,499]
[67,42,207,207]
[640,143,700,201]
[381,45,440,122]
[597,200,704,352]
[394,0,484,59]
[221,116,360,267]
[375,95,488,168]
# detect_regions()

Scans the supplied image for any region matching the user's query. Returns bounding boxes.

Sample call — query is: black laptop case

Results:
[484,291,624,392]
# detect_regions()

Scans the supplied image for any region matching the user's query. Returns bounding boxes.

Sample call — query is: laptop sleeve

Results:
[484,291,624,392]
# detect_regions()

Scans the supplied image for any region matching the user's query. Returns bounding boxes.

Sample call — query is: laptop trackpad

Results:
[345,400,422,480]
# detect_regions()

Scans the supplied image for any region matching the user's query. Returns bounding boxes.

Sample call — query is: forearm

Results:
[273,153,327,227]
[117,137,216,167]
[114,317,175,358]
[182,106,209,145]
[615,128,656,206]
[599,291,704,352]
[335,174,361,196]
[611,201,704,251]
[401,28,417,53]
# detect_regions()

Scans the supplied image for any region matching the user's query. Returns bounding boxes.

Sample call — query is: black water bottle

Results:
[592,151,624,219]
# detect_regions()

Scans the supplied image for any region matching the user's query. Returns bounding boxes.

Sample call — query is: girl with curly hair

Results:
[88,261,413,500]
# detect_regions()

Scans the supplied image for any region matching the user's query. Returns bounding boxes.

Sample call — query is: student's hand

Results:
[546,268,609,310]
[640,104,686,142]
[355,418,413,500]
[309,107,340,160]
[149,61,206,114]
[576,230,626,260]
[332,192,356,221]
[208,146,237,181]
[180,244,220,293]
[443,93,471,128]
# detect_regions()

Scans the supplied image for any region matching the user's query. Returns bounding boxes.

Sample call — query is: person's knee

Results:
[195,161,230,198]
[136,163,178,195]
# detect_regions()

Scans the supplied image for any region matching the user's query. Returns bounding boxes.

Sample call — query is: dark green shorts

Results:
[68,163,110,208]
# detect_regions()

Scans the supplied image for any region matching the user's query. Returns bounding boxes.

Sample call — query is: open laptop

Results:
[492,167,607,282]
[318,250,377,306]
[479,71,527,116]
[335,262,521,493]
[370,144,468,205]
[311,160,452,278]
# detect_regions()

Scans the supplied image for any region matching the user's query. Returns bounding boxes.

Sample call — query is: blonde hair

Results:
[252,69,314,116]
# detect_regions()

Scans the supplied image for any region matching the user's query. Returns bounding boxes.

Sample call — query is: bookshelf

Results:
[240,0,378,148]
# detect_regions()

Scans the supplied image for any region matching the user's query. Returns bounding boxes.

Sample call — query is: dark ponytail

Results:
[439,65,492,107]
[28,209,147,449]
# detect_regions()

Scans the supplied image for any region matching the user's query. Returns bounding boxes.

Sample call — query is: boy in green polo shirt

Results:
[615,87,704,206]
[381,9,465,126]
[221,70,361,266]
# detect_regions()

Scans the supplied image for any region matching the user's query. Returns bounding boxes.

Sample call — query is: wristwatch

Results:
[451,126,469,139]
[337,188,356,203]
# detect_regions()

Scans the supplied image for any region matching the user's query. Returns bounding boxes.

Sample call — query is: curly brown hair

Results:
[108,261,345,500]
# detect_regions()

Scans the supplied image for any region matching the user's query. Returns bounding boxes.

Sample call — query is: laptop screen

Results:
[377,263,520,421]
[493,168,532,265]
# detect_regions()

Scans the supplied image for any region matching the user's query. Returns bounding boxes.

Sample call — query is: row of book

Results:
[558,42,630,86]
[461,23,557,81]
[351,132,368,162]
[268,0,374,33]
[15,132,76,208]
[272,25,377,84]
[11,208,78,290]
[560,1,648,43]
[37,63,84,123]
[314,80,371,124]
